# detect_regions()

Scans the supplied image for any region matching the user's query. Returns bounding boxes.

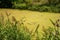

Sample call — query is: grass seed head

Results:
[6,12,11,17]
[12,16,16,22]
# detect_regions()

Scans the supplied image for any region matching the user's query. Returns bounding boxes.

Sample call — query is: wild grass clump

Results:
[41,26,60,40]
[0,13,41,40]
[40,19,60,40]
[0,13,31,40]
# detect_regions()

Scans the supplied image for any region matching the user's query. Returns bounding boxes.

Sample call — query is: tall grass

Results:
[0,13,41,40]
[0,13,31,40]
[40,19,60,40]
[0,13,60,40]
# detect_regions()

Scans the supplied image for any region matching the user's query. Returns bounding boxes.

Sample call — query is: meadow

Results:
[0,9,60,40]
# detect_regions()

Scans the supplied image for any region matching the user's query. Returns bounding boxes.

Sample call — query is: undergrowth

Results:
[0,13,60,40]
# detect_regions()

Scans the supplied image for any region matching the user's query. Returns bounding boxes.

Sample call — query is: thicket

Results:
[0,0,60,13]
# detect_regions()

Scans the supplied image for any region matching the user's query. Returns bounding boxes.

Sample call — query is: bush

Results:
[38,6,51,12]
[13,3,27,9]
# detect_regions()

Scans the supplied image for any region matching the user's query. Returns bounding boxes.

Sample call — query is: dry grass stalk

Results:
[6,12,11,17]
[49,18,60,27]
[12,16,17,22]
[0,13,4,25]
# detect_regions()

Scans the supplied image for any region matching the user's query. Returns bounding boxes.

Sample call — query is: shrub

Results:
[38,6,52,12]
[13,3,27,9]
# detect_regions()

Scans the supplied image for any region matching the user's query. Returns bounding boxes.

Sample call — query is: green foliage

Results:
[41,26,60,40]
[0,0,60,13]
[13,3,27,9]
[0,13,31,40]
[41,19,60,40]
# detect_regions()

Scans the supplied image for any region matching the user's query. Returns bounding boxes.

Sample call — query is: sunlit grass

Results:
[0,13,31,40]
[0,9,60,40]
